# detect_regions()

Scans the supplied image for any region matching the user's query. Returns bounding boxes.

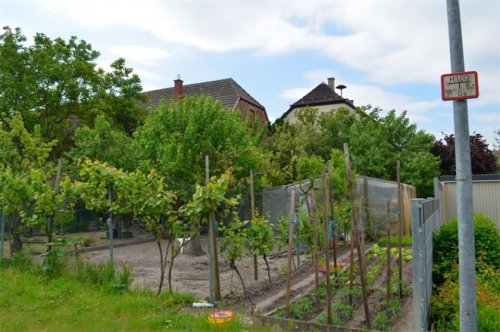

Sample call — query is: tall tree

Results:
[0,27,144,158]
[134,95,266,199]
[432,133,499,175]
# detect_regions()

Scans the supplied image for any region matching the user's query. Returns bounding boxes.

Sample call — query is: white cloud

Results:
[108,45,168,65]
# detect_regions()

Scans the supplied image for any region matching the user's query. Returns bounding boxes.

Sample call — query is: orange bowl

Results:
[208,309,235,325]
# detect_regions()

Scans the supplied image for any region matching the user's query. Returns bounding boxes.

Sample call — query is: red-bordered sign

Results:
[441,71,479,101]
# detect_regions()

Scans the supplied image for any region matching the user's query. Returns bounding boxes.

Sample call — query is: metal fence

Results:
[412,197,441,332]
[436,174,500,228]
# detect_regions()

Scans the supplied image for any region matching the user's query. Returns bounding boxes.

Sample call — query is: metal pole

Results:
[445,1,477,330]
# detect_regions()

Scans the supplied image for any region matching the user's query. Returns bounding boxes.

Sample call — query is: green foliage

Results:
[184,172,238,218]
[431,278,500,332]
[0,27,144,157]
[267,106,439,196]
[378,235,412,247]
[67,115,138,173]
[219,218,247,266]
[287,297,313,320]
[373,312,390,331]
[433,213,500,287]
[135,95,266,200]
[245,213,274,258]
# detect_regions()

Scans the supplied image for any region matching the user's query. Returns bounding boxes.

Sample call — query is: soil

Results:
[81,232,414,330]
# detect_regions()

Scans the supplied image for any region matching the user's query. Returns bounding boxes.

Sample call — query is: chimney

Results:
[327,77,335,90]
[174,74,183,100]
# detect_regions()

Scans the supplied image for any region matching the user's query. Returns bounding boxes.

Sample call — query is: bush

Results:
[431,278,500,331]
[433,213,500,287]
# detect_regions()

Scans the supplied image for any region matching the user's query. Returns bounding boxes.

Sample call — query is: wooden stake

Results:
[328,161,338,271]
[322,169,333,325]
[284,188,296,318]
[310,190,319,289]
[250,170,258,281]
[397,160,403,300]
[206,156,221,302]
[386,200,391,308]
[344,143,371,329]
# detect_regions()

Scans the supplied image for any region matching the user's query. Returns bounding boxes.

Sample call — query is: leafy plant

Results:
[245,212,274,283]
[287,297,313,320]
[433,213,500,287]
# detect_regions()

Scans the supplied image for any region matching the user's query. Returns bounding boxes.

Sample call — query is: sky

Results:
[1,0,499,146]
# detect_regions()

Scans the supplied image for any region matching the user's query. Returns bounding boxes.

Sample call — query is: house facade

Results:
[280,77,355,124]
[141,77,269,129]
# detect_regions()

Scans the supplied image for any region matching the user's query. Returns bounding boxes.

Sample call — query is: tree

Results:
[348,109,440,196]
[0,115,63,255]
[432,133,499,175]
[267,106,439,196]
[0,27,144,158]
[135,96,266,254]
[66,115,137,173]
[135,96,265,195]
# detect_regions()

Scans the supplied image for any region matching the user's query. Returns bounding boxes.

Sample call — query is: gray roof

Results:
[141,78,265,110]
[280,82,355,120]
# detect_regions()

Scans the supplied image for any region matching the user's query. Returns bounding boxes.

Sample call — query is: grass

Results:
[0,266,256,331]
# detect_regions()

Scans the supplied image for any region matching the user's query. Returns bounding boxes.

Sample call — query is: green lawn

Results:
[0,267,251,331]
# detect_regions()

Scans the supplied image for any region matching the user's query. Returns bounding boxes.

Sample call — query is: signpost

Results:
[444,1,477,330]
[441,71,479,100]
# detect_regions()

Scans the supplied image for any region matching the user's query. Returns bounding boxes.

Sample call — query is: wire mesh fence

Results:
[258,176,416,237]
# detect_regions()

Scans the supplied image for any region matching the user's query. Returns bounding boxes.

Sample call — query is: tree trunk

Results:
[263,254,272,284]
[9,212,22,256]
[183,231,205,256]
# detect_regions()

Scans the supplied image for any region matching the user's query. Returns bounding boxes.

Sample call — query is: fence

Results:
[259,176,416,236]
[436,174,500,227]
[412,197,441,332]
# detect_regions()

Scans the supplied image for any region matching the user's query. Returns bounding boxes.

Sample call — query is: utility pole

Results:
[445,1,477,330]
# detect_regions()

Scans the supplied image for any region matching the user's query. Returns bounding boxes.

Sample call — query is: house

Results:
[280,77,356,124]
[141,77,269,128]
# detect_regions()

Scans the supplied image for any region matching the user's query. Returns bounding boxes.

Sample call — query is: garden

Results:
[4,27,491,331]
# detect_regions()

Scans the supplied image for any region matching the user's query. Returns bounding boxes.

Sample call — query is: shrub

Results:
[433,213,500,287]
[431,278,500,331]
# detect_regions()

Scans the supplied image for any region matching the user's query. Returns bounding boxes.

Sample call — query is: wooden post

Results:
[284,188,296,318]
[206,156,221,302]
[108,186,114,265]
[344,143,371,329]
[250,170,258,281]
[397,160,403,300]
[363,177,371,237]
[322,169,333,325]
[310,190,319,289]
[328,161,338,271]
[386,200,391,308]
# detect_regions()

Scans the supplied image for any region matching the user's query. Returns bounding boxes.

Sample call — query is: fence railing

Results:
[412,197,440,332]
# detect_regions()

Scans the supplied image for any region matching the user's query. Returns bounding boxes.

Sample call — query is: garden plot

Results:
[265,244,413,331]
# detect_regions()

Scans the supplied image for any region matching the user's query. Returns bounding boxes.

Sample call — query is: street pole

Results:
[445,1,477,330]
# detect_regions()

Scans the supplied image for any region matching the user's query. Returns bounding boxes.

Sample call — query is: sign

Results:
[441,71,479,101]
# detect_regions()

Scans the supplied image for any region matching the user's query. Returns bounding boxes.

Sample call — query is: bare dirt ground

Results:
[83,233,414,330]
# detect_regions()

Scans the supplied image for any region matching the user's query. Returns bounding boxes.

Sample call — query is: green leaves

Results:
[134,96,266,199]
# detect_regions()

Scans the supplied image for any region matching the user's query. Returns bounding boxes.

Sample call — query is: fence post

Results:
[412,198,424,332]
